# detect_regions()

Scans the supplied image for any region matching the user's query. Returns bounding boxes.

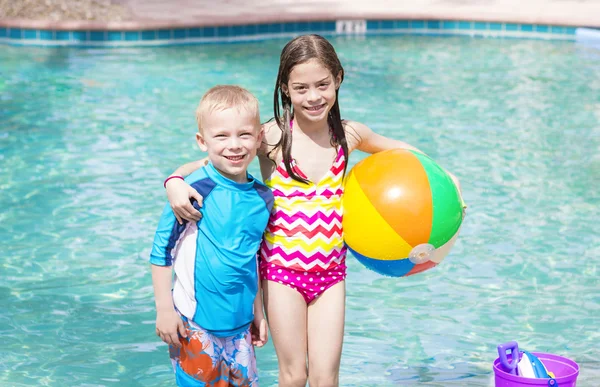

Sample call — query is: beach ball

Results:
[343,149,463,277]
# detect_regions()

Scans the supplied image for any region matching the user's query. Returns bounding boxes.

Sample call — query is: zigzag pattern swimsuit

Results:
[259,146,347,304]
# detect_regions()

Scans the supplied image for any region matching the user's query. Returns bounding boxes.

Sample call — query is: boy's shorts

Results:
[169,318,258,387]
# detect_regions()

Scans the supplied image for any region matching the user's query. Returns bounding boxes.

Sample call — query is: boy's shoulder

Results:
[249,175,274,210]
[249,175,269,190]
[185,167,209,184]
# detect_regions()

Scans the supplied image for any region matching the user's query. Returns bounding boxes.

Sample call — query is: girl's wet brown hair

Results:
[272,34,348,184]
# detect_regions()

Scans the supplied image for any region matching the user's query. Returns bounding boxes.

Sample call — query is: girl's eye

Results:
[294,86,306,91]
[320,83,329,88]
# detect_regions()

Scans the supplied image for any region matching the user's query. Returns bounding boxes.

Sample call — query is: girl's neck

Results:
[292,114,329,139]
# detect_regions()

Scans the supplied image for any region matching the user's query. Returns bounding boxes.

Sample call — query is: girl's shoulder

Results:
[342,120,372,152]
[259,120,282,161]
[343,120,370,134]
[262,120,282,143]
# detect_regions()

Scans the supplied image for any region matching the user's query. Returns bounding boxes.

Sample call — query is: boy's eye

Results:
[240,132,252,137]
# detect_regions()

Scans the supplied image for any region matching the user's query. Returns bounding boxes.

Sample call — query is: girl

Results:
[165,34,461,387]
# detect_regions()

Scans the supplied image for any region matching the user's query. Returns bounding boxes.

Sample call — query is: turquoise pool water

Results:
[1,36,599,386]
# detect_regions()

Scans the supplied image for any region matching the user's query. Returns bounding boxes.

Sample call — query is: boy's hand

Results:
[166,178,203,224]
[156,309,187,348]
[251,317,268,347]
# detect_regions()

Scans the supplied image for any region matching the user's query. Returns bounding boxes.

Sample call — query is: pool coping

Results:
[1,13,599,47]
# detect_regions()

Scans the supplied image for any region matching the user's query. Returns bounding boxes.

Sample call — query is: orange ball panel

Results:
[352,149,433,247]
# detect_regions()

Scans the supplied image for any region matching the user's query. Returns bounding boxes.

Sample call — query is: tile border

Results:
[0,19,592,47]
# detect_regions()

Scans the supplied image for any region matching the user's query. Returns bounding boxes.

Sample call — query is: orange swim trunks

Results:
[169,318,258,387]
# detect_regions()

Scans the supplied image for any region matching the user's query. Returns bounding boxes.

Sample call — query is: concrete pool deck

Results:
[1,0,600,30]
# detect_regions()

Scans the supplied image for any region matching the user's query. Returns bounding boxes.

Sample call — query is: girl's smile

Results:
[285,59,340,123]
[304,103,327,115]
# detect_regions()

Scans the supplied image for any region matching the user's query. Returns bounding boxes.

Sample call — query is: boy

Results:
[150,85,273,386]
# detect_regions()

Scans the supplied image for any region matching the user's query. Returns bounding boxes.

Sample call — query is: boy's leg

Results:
[307,281,346,387]
[226,327,259,387]
[171,319,226,386]
[263,280,309,387]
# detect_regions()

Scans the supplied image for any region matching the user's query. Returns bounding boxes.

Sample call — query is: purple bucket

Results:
[493,352,579,387]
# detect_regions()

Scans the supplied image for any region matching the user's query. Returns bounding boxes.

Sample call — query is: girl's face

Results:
[284,59,341,124]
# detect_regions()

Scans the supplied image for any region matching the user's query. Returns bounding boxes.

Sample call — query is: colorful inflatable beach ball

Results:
[343,149,463,277]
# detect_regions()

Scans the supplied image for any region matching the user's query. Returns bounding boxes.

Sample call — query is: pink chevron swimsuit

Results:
[259,146,347,304]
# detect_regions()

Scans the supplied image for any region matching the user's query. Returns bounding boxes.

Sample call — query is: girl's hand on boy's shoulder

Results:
[166,178,204,224]
[251,317,268,347]
[156,309,187,348]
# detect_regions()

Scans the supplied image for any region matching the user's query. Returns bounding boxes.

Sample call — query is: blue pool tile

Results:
[309,21,323,31]
[458,21,471,30]
[381,20,394,30]
[283,23,296,33]
[157,29,171,39]
[125,31,139,41]
[323,21,336,31]
[3,19,584,47]
[427,20,441,29]
[297,22,311,32]
[23,29,37,39]
[9,28,21,39]
[187,28,201,38]
[443,21,457,29]
[231,25,244,36]
[257,23,269,34]
[142,30,156,40]
[107,31,123,41]
[72,31,87,41]
[367,20,380,30]
[268,23,282,33]
[39,30,54,40]
[56,31,70,40]
[521,24,533,32]
[242,24,256,35]
[90,31,105,41]
[173,29,186,39]
[411,20,426,29]
[396,20,410,29]
[217,26,230,37]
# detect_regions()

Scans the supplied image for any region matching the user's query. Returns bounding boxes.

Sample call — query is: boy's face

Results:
[196,107,262,183]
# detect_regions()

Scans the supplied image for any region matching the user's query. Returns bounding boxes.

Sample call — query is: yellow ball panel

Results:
[343,172,413,260]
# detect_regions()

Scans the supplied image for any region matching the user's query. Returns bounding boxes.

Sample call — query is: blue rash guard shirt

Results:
[150,162,273,337]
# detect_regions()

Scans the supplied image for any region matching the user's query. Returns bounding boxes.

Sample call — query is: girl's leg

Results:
[263,280,309,387]
[307,281,346,387]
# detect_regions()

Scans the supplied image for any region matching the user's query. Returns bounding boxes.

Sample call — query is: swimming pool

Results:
[1,35,598,386]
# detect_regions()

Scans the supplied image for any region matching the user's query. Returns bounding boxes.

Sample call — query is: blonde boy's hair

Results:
[195,85,260,132]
